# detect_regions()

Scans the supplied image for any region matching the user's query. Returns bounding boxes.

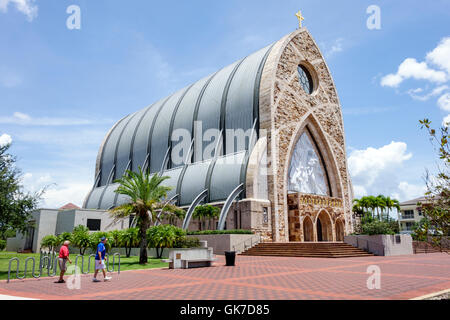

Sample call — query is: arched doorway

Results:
[335,219,345,242]
[316,211,332,242]
[303,216,314,242]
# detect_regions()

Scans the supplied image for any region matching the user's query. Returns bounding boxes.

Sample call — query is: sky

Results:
[0,0,449,210]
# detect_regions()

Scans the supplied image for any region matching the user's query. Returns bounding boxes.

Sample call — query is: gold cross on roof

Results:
[296,10,304,28]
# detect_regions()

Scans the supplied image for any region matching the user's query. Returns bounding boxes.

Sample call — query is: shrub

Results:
[147,224,185,258]
[120,228,139,257]
[174,237,200,248]
[361,221,396,235]
[40,235,59,252]
[90,231,112,252]
[186,229,254,235]
[72,225,91,255]
[108,230,122,248]
[193,204,220,230]
[0,239,6,250]
[57,232,73,245]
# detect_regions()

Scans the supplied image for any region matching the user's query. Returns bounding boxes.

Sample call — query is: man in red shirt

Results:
[56,240,72,283]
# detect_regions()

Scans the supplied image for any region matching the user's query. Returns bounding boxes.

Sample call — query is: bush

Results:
[40,235,59,252]
[361,220,396,235]
[0,239,6,250]
[108,230,122,248]
[90,231,112,252]
[186,229,254,235]
[147,225,203,258]
[57,232,73,245]
[72,225,91,255]
[119,228,139,257]
[174,237,200,248]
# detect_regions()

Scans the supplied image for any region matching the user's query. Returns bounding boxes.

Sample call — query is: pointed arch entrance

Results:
[335,219,345,242]
[316,210,332,242]
[303,216,314,242]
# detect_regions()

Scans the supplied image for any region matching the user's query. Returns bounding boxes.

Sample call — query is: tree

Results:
[57,232,72,245]
[40,235,58,253]
[72,225,91,255]
[109,167,179,264]
[165,207,186,226]
[119,228,139,258]
[193,204,220,230]
[89,231,111,252]
[418,119,449,252]
[0,143,44,239]
[108,230,122,248]
[147,224,186,259]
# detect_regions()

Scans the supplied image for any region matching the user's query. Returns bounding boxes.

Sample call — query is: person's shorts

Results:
[58,258,67,271]
[95,259,106,270]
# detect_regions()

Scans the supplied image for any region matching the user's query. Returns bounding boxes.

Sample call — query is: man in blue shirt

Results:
[92,237,112,282]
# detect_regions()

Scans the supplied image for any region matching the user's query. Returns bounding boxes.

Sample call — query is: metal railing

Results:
[7,252,120,283]
[232,234,261,254]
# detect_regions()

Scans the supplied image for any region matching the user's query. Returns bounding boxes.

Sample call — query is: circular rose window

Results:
[298,64,314,95]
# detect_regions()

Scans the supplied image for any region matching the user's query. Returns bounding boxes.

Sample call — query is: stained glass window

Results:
[298,65,313,94]
[288,131,329,196]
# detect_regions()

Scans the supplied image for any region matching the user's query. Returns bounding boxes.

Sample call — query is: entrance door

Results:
[303,217,314,242]
[24,227,35,251]
[317,219,323,242]
[336,220,344,241]
[316,211,332,241]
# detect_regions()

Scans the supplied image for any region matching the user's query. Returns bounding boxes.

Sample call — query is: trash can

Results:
[225,251,236,266]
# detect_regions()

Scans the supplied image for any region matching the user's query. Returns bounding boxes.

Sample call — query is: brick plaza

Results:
[0,253,449,300]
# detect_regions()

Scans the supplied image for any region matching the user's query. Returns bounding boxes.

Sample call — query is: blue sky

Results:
[0,0,449,209]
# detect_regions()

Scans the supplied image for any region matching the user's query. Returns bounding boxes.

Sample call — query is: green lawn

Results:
[0,251,168,281]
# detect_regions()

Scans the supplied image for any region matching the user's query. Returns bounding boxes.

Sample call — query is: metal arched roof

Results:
[83,43,274,209]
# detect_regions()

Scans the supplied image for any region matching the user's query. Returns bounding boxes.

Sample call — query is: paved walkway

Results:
[0,253,449,300]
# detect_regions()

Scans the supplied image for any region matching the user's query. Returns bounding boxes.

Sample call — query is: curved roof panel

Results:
[84,42,274,209]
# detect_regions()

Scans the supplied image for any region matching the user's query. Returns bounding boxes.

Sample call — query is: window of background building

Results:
[402,210,414,219]
[87,219,101,231]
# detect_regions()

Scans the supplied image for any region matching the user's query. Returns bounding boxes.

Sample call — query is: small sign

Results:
[176,253,181,260]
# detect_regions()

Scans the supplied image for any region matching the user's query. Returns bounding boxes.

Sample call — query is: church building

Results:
[83,28,354,243]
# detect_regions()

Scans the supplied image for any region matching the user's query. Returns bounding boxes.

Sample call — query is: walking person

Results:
[55,240,72,283]
[92,237,112,282]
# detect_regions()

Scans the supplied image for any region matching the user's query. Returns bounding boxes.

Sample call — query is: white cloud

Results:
[22,172,92,209]
[325,38,344,58]
[0,133,12,146]
[426,37,450,75]
[437,93,450,112]
[348,142,425,202]
[42,183,91,209]
[348,141,412,187]
[381,58,447,88]
[0,112,111,126]
[407,85,449,101]
[395,182,427,202]
[443,114,450,127]
[0,0,38,21]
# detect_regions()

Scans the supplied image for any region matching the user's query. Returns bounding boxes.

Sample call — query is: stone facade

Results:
[253,28,353,242]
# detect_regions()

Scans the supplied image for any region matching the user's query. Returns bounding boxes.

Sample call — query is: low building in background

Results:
[6,203,129,253]
[398,197,427,234]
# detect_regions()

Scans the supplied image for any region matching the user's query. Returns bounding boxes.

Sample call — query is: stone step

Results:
[241,242,373,258]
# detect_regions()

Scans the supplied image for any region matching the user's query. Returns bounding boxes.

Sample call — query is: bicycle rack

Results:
[7,252,121,283]
[106,253,121,274]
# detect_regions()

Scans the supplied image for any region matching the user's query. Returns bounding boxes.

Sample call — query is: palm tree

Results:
[376,195,387,221]
[110,167,176,264]
[366,196,377,220]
